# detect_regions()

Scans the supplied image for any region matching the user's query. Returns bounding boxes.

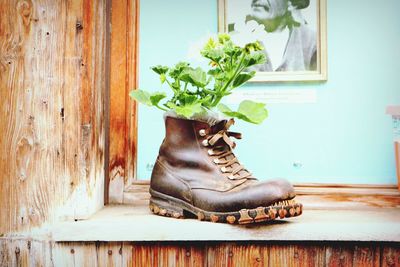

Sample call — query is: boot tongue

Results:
[210,119,228,133]
[209,120,230,148]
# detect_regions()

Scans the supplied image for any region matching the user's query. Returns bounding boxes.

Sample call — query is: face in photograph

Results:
[250,0,289,22]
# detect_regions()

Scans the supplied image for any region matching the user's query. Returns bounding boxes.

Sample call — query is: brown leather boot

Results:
[149,116,302,224]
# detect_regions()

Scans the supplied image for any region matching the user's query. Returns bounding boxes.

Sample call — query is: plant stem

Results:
[210,53,246,107]
[165,79,177,94]
[203,88,216,95]
[216,61,224,72]
[155,104,168,112]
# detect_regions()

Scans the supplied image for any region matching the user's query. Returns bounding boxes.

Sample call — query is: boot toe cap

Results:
[192,178,296,212]
[265,178,296,200]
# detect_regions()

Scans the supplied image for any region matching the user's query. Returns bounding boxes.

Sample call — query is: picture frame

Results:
[218,0,327,82]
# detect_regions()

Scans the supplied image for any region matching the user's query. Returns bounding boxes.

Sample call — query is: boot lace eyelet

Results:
[213,158,219,164]
[228,175,235,180]
[220,166,227,173]
[202,139,209,146]
[207,149,213,155]
[199,129,206,136]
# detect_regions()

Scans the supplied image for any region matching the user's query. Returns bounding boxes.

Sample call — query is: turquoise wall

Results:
[137,0,400,184]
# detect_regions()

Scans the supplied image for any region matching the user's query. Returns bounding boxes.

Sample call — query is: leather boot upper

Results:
[150,116,296,212]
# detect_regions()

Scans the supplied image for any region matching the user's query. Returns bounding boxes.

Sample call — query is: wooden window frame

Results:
[106,0,399,205]
[107,0,140,204]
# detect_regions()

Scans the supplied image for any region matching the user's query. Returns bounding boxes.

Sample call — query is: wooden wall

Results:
[0,240,399,267]
[0,0,107,234]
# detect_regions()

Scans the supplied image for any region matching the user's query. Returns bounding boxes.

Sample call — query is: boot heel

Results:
[149,197,185,219]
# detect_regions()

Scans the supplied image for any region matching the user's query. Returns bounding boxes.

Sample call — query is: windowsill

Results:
[51,187,400,242]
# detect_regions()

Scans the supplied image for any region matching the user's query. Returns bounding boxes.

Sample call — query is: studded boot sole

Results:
[149,189,303,224]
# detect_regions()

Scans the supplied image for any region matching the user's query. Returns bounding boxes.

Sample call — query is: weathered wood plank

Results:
[108,0,139,204]
[125,0,139,197]
[229,243,265,267]
[52,242,97,267]
[326,244,354,267]
[293,244,325,267]
[0,239,52,267]
[1,239,400,267]
[353,245,380,267]
[186,244,205,267]
[132,242,159,267]
[206,243,230,266]
[157,243,204,267]
[269,244,296,266]
[129,242,205,267]
[50,205,400,242]
[381,245,400,267]
[123,182,400,211]
[97,242,124,267]
[121,242,134,267]
[28,240,53,267]
[108,0,128,204]
[0,239,10,266]
[0,0,106,234]
[204,243,267,266]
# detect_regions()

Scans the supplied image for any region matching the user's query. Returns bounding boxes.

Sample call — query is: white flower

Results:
[230,20,266,47]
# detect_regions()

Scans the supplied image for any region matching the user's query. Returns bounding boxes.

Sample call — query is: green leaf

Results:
[199,95,213,108]
[169,62,191,79]
[244,52,266,67]
[222,41,238,57]
[208,68,221,76]
[201,47,224,63]
[232,72,255,88]
[165,101,175,109]
[218,33,231,44]
[204,37,217,50]
[180,67,208,88]
[244,41,264,53]
[170,102,203,118]
[190,67,208,87]
[217,100,268,124]
[129,89,152,106]
[178,93,197,105]
[129,90,167,111]
[150,92,167,106]
[160,73,166,84]
[151,65,169,75]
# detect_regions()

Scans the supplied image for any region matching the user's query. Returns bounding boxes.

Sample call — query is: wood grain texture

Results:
[352,245,380,267]
[228,243,266,266]
[50,204,400,242]
[132,242,204,267]
[268,244,325,267]
[1,239,399,267]
[0,0,107,234]
[381,245,400,267]
[97,242,124,267]
[326,244,354,267]
[123,182,400,211]
[108,0,139,204]
[108,0,128,204]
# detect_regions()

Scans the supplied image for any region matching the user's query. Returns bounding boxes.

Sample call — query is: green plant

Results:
[130,33,268,124]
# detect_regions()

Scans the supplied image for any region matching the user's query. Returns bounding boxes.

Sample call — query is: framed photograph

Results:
[218,0,327,82]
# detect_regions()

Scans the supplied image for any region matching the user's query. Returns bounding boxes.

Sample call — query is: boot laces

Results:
[201,119,252,180]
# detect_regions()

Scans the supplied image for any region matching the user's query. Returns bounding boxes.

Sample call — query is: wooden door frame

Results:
[107,0,139,204]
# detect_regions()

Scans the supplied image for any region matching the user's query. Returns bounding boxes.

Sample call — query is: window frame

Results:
[106,0,399,205]
[107,0,140,204]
